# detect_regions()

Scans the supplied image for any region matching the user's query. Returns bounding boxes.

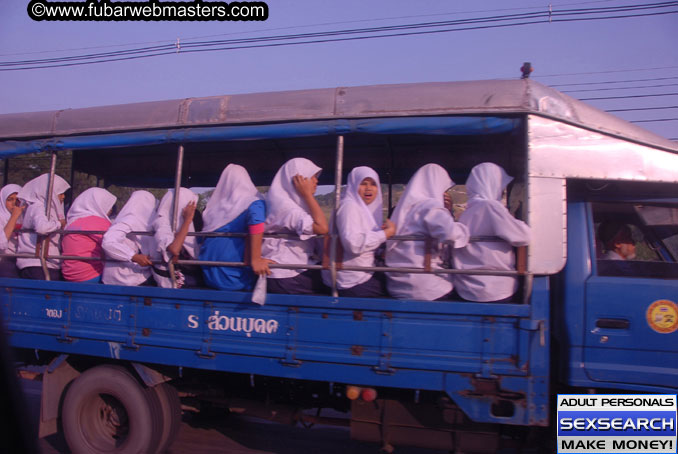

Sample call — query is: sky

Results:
[0,0,677,140]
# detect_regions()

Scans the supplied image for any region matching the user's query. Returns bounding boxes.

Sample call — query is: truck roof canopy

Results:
[0,79,676,153]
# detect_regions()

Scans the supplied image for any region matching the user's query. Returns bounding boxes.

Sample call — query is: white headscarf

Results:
[152,188,198,259]
[390,163,453,233]
[265,158,322,231]
[342,166,383,231]
[202,164,262,232]
[113,191,157,232]
[0,184,22,227]
[17,174,70,220]
[66,188,117,226]
[452,163,530,302]
[466,162,513,205]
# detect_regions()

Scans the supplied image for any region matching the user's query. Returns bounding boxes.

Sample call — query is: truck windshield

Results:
[634,205,678,262]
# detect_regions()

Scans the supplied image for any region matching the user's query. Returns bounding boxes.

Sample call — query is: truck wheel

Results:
[61,365,163,454]
[152,382,182,453]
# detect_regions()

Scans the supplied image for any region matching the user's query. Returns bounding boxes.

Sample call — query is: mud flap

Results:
[39,355,80,438]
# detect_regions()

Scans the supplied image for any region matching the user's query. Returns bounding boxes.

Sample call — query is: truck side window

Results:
[593,203,678,279]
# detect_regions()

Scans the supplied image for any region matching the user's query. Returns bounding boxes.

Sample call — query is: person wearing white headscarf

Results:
[62,188,117,283]
[199,164,269,291]
[385,164,469,301]
[102,191,157,286]
[0,184,24,278]
[321,167,395,297]
[151,188,201,288]
[0,184,23,252]
[16,174,71,280]
[452,163,531,302]
[262,158,329,294]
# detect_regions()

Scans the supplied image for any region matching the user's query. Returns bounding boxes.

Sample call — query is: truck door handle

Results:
[595,318,630,329]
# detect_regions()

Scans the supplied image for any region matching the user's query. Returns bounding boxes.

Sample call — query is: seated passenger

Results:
[151,188,202,288]
[0,184,24,278]
[598,221,635,260]
[16,174,71,281]
[102,191,157,286]
[321,166,395,297]
[200,164,270,291]
[385,164,469,301]
[452,163,531,303]
[62,188,117,283]
[262,158,329,295]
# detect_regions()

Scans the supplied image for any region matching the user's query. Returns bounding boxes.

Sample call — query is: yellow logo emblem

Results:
[646,300,678,334]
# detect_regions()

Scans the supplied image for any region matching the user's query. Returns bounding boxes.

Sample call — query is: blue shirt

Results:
[200,200,266,291]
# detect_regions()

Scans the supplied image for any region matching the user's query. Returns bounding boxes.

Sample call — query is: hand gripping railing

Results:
[1,230,527,278]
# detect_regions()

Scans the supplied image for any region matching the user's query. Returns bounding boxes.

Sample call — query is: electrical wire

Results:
[606,106,678,112]
[535,65,678,78]
[1,2,676,71]
[0,0,640,58]
[549,76,678,87]
[579,92,678,100]
[630,118,678,123]
[562,83,678,93]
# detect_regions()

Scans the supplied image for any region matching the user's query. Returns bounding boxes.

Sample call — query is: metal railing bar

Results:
[0,252,523,277]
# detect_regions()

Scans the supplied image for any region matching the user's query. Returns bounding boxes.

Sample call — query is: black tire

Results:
[152,382,182,453]
[61,365,163,454]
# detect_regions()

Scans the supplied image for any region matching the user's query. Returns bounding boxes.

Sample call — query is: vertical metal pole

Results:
[387,139,394,217]
[41,151,58,281]
[329,136,344,297]
[523,118,532,305]
[172,145,184,231]
[69,151,76,207]
[168,144,185,288]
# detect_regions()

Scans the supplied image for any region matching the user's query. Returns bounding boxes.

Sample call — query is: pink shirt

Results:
[62,216,111,282]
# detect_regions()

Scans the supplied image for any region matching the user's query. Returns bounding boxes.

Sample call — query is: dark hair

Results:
[192,208,204,233]
[598,221,632,249]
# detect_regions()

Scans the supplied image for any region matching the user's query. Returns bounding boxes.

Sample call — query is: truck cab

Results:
[558,181,678,393]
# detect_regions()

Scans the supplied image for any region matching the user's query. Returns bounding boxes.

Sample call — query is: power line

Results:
[606,106,678,112]
[536,65,678,78]
[578,92,678,100]
[1,2,676,71]
[562,82,678,93]
[0,0,633,58]
[630,118,678,123]
[3,9,558,67]
[550,76,678,87]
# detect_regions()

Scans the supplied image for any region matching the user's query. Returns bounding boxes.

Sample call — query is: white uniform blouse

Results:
[386,199,469,300]
[102,223,155,286]
[452,163,531,302]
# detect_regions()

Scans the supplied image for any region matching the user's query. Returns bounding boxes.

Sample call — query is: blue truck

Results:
[0,79,676,453]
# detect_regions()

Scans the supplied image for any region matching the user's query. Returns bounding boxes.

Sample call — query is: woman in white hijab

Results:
[385,164,469,301]
[62,188,117,283]
[321,166,395,297]
[102,191,157,286]
[452,163,531,302]
[200,164,270,291]
[151,188,202,288]
[16,174,71,280]
[262,158,329,294]
[0,184,24,277]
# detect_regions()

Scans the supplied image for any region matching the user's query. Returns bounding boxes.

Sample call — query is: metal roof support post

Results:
[523,121,532,304]
[69,151,76,207]
[41,151,58,281]
[168,144,185,288]
[386,138,394,217]
[329,135,344,297]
